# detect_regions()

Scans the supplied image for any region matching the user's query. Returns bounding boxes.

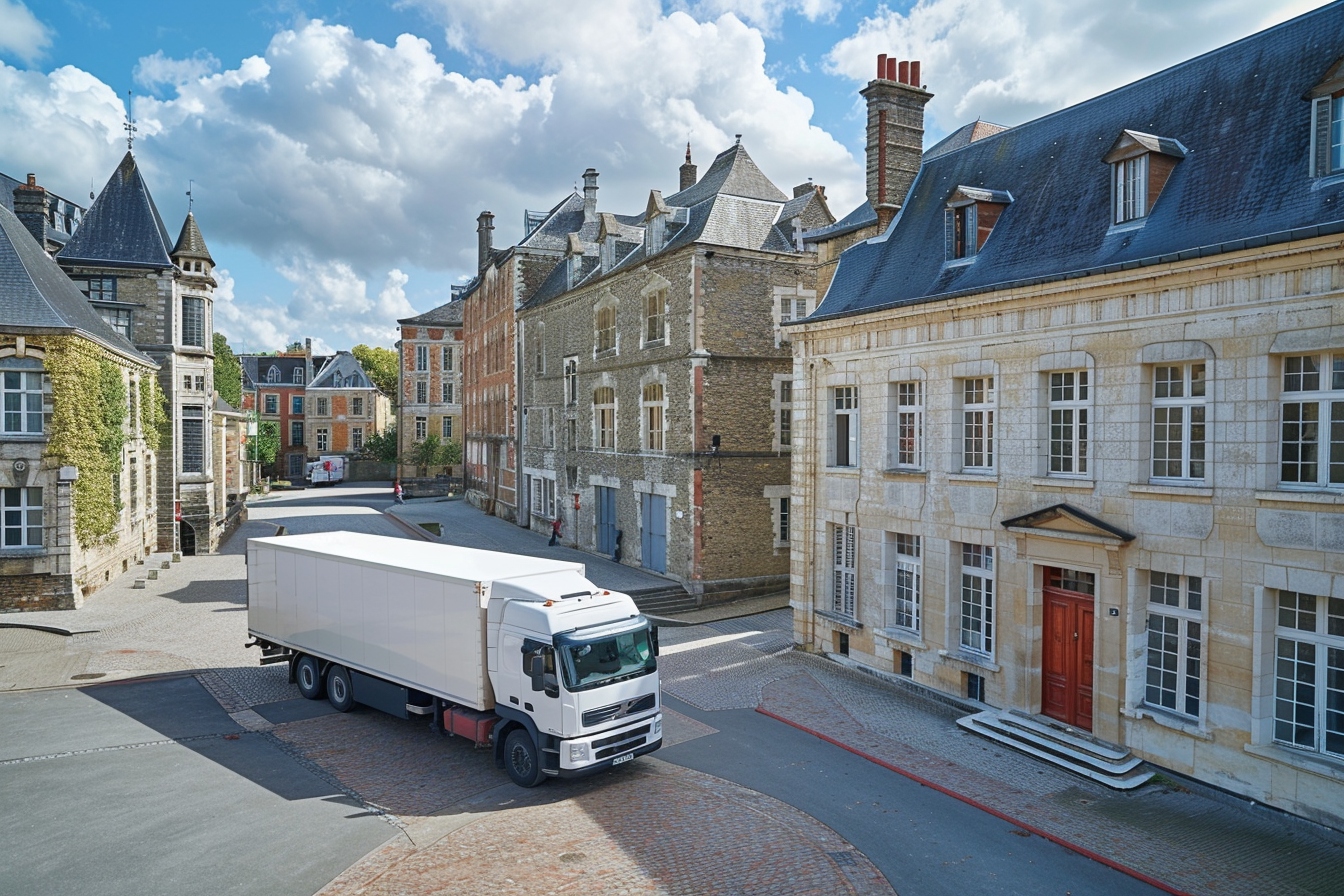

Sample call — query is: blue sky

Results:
[0,0,1325,353]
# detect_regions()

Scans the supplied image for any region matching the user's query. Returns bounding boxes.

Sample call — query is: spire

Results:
[57,151,173,268]
[679,142,697,191]
[172,211,214,265]
[123,92,137,153]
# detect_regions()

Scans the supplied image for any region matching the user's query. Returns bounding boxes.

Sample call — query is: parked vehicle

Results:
[305,456,345,486]
[245,531,662,786]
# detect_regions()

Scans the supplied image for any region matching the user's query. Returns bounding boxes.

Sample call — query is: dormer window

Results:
[1309,60,1344,177]
[944,186,1011,261]
[266,365,280,384]
[1103,130,1187,225]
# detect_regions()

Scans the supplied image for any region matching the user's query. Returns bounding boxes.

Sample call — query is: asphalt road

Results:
[659,694,1161,896]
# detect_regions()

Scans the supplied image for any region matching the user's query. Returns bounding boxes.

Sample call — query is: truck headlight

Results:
[569,743,589,763]
[653,717,662,736]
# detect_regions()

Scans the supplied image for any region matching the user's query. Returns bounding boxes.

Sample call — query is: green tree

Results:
[434,438,462,468]
[254,420,280,466]
[351,343,399,396]
[361,429,398,463]
[409,434,441,473]
[212,332,243,407]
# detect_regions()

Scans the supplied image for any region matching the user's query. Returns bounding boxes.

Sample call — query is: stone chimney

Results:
[679,143,697,191]
[582,168,600,225]
[862,55,932,231]
[476,210,495,272]
[13,174,50,250]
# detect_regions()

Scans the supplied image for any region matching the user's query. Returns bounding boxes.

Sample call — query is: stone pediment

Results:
[1001,503,1134,544]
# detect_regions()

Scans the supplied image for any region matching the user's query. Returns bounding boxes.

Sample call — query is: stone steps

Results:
[957,708,1154,790]
[628,586,698,616]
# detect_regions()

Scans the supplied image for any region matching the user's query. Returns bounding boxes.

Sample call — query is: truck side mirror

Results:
[650,626,660,657]
[529,655,545,692]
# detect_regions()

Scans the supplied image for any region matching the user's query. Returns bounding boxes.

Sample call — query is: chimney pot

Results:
[911,61,921,88]
[898,60,910,84]
[582,168,599,224]
[477,210,495,272]
[26,173,36,187]
[877,54,887,79]
[887,58,897,81]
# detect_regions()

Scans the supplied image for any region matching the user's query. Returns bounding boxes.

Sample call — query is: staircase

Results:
[628,585,698,616]
[957,709,1154,790]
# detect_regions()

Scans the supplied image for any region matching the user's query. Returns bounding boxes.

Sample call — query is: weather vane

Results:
[187,179,194,212]
[123,91,137,152]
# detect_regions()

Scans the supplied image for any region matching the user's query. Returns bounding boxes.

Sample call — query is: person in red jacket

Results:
[549,515,562,546]
[393,480,404,504]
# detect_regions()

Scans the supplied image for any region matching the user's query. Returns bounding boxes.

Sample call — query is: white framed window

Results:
[642,383,665,452]
[888,381,923,470]
[101,307,132,339]
[832,524,857,619]
[1310,95,1344,177]
[441,381,455,404]
[266,366,280,384]
[441,416,453,439]
[945,202,977,260]
[292,395,304,415]
[959,543,994,656]
[351,427,364,451]
[772,376,794,452]
[416,380,428,404]
[181,297,206,348]
[775,497,790,545]
[1151,363,1206,481]
[1048,370,1089,476]
[594,387,615,451]
[441,345,453,371]
[643,289,666,346]
[829,386,858,468]
[564,357,578,406]
[315,397,329,416]
[315,428,329,451]
[961,377,995,472]
[1273,590,1344,758]
[414,416,427,441]
[2,367,44,434]
[352,397,364,416]
[415,345,429,371]
[884,532,921,633]
[1145,572,1203,718]
[1,487,42,548]
[263,393,278,415]
[595,304,617,354]
[292,367,304,384]
[1280,354,1344,488]
[1113,154,1149,223]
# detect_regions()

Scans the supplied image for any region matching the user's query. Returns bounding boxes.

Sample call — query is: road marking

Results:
[661,631,762,655]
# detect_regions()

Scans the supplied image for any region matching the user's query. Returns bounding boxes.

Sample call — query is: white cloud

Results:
[0,0,51,66]
[678,0,841,33]
[824,0,1329,139]
[134,50,221,90]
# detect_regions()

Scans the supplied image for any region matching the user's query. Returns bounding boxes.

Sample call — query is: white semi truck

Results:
[245,531,662,787]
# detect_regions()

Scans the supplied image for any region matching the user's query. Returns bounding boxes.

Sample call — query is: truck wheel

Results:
[326,665,354,712]
[295,655,324,700]
[504,729,546,787]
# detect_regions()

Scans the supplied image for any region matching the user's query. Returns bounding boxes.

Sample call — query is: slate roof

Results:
[399,297,464,327]
[665,143,788,207]
[58,152,175,270]
[813,4,1344,322]
[171,212,213,264]
[0,203,154,365]
[802,200,877,242]
[925,119,1010,160]
[241,355,311,390]
[310,351,378,391]
[0,172,85,247]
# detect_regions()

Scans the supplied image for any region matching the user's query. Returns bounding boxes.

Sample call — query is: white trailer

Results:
[245,531,662,786]
[305,455,345,486]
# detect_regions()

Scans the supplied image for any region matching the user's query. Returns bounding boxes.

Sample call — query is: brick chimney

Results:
[476,210,495,272]
[862,55,932,230]
[582,168,599,225]
[13,174,50,250]
[679,143,697,191]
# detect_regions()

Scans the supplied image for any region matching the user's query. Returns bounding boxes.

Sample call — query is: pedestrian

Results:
[393,479,404,504]
[549,516,562,546]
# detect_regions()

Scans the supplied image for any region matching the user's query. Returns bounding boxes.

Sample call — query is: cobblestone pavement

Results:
[4,487,1343,895]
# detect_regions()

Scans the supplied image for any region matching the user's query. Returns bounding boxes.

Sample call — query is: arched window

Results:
[266,366,280,384]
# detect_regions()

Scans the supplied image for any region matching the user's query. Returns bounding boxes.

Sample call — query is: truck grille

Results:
[582,693,656,727]
[593,724,652,760]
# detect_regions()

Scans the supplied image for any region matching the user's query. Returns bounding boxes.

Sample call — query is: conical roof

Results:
[58,151,174,269]
[665,143,787,208]
[172,211,213,264]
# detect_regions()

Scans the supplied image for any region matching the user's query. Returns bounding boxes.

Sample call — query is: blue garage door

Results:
[640,493,666,574]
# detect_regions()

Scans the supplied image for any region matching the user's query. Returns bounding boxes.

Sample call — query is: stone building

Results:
[306,350,390,458]
[1,201,159,610]
[240,346,324,481]
[396,299,463,475]
[517,144,832,599]
[789,9,1344,827]
[54,152,222,554]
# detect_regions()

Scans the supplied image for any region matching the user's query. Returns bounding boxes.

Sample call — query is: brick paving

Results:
[4,486,1343,895]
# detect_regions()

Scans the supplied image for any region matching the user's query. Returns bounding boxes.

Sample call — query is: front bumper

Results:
[555,712,663,777]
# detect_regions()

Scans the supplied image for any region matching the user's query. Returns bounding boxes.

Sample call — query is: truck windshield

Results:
[556,624,657,692]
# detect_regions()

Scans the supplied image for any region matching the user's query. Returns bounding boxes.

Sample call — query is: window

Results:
[266,366,280,384]
[441,417,453,439]
[315,397,328,416]
[961,377,995,472]
[76,277,116,302]
[830,386,858,468]
[183,375,192,392]
[534,323,546,374]
[289,421,303,447]
[101,307,133,339]
[263,393,278,415]
[1152,363,1206,481]
[1310,93,1344,177]
[352,397,364,416]
[292,395,304,415]
[1273,590,1344,759]
[181,297,205,348]
[643,289,666,345]
[416,380,428,404]
[832,524,857,619]
[442,346,453,371]
[642,383,665,452]
[1114,154,1148,223]
[778,292,811,325]
[594,387,615,450]
[1,487,42,548]
[959,544,994,655]
[2,368,44,434]
[946,203,977,259]
[414,416,427,441]
[292,367,304,385]
[415,345,428,371]
[441,382,455,404]
[774,377,794,451]
[596,305,617,354]
[195,375,205,392]
[567,418,577,450]
[128,456,137,514]
[315,428,329,451]
[776,497,790,544]
[1145,572,1203,718]
[183,405,205,473]
[1280,354,1344,488]
[352,427,363,451]
[884,532,921,633]
[564,357,579,405]
[889,381,923,469]
[1048,371,1089,476]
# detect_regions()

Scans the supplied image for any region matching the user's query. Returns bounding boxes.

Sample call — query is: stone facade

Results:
[306,351,390,459]
[397,302,463,479]
[241,349,319,482]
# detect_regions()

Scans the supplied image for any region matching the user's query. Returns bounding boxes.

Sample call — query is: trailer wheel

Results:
[504,729,546,788]
[326,665,354,712]
[295,655,324,700]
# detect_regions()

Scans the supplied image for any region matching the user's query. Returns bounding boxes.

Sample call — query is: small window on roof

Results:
[944,186,1012,261]
[1103,130,1187,225]
[1308,59,1344,178]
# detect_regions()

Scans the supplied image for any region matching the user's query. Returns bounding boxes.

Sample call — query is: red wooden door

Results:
[1041,570,1095,730]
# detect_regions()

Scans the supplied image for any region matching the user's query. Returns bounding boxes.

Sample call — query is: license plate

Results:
[612,752,634,765]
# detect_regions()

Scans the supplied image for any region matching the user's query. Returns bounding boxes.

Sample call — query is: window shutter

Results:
[1312,97,1331,177]
[944,208,956,260]
[965,204,979,257]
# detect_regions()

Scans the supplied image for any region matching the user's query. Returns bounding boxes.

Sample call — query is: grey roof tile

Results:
[57,152,174,269]
[171,212,213,263]
[399,297,464,326]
